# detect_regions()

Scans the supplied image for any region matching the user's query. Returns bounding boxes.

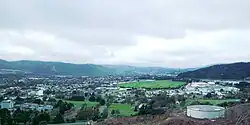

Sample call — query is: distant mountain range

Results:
[3,59,250,79]
[104,65,188,75]
[0,59,112,76]
[0,59,193,76]
[178,62,250,80]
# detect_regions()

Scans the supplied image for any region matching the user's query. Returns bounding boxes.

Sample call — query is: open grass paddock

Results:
[119,80,185,89]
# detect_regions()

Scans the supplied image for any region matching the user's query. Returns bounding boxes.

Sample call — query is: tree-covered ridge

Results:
[178,62,250,80]
[0,59,114,76]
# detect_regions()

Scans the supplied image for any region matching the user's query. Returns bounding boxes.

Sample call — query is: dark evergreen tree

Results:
[53,113,64,124]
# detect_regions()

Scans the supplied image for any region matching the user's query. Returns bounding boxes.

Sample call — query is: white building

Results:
[20,103,53,111]
[1,100,14,109]
[21,103,38,110]
[187,105,225,119]
[36,105,53,111]
[37,90,44,96]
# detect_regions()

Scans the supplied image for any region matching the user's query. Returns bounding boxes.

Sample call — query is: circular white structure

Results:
[187,105,225,119]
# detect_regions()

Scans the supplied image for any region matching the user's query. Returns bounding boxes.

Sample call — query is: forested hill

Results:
[0,59,186,76]
[0,59,113,76]
[178,62,250,80]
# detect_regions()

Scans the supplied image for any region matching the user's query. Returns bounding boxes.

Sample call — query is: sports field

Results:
[65,100,98,108]
[118,80,185,89]
[65,100,136,116]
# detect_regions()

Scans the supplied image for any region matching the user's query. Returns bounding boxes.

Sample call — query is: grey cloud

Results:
[1,0,249,36]
[54,29,137,47]
[0,0,250,67]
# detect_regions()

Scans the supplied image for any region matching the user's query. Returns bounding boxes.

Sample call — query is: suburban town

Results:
[0,71,249,125]
[1,0,250,124]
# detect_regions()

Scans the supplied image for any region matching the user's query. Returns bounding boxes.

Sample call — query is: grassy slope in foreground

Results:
[65,100,136,117]
[118,80,185,89]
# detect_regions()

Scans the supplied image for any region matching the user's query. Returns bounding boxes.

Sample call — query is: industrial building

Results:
[187,105,225,119]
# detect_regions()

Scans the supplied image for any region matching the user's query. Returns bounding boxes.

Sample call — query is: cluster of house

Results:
[0,100,53,111]
[0,73,243,114]
[184,82,239,97]
[101,81,241,102]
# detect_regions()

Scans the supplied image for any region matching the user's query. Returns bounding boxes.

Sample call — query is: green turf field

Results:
[198,99,241,105]
[118,80,185,89]
[64,100,136,116]
[65,100,99,108]
[109,103,136,116]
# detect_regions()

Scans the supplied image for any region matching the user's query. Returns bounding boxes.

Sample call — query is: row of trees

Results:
[0,108,52,125]
[76,103,121,121]
[0,108,74,125]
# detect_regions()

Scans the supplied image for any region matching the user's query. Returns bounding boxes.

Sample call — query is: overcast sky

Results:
[0,0,250,68]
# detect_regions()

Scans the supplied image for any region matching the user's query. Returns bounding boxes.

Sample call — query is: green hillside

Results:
[0,60,113,76]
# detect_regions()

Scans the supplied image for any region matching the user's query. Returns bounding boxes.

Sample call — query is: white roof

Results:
[187,105,225,112]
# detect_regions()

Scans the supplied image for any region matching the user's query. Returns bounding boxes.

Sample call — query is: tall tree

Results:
[53,113,64,124]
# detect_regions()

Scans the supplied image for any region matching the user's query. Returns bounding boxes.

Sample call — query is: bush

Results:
[89,96,96,102]
[99,99,106,106]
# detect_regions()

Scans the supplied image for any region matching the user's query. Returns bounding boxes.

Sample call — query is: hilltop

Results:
[178,62,250,80]
[97,104,250,125]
